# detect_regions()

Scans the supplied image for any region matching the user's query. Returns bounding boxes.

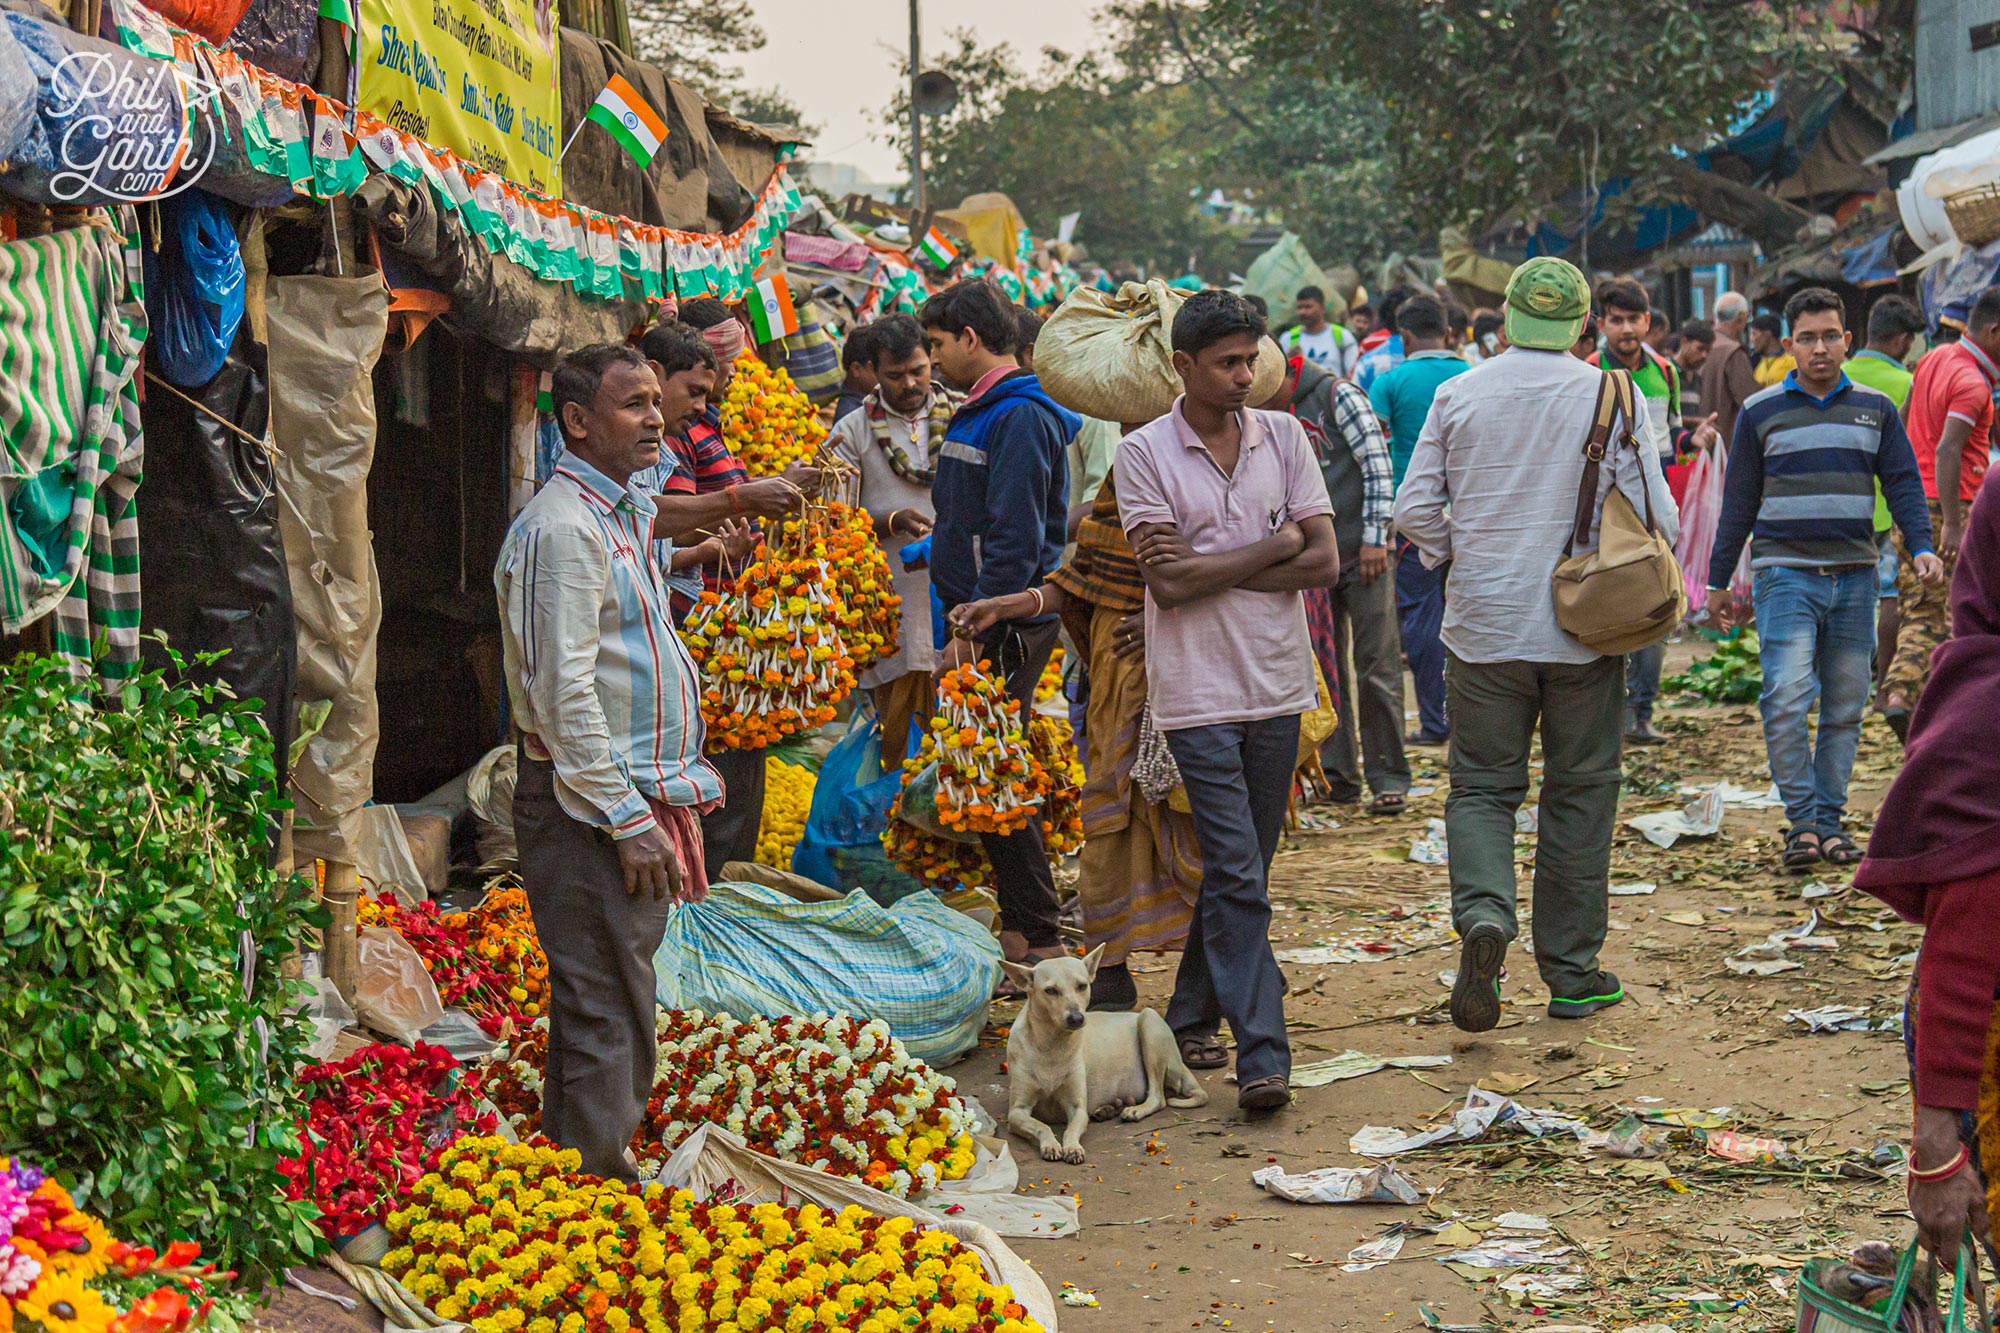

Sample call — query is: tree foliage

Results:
[882,6,1416,276]
[627,0,767,101]
[1207,0,1848,233]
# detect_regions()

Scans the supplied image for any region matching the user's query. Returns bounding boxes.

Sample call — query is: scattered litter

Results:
[1476,1072,1540,1095]
[1350,1087,1587,1157]
[1058,1284,1099,1308]
[1632,1106,1733,1129]
[1441,1242,1572,1268]
[1581,1114,1671,1158]
[1662,911,1706,926]
[1706,1130,1787,1163]
[1497,1272,1590,1298]
[1492,1212,1551,1232]
[1293,810,1342,831]
[1408,785,1439,798]
[1343,1229,1408,1271]
[1251,1161,1425,1204]
[1726,911,1836,975]
[1515,806,1539,834]
[1799,880,1839,900]
[1683,780,1785,809]
[1609,882,1657,896]
[1277,943,1402,965]
[1785,1005,1899,1034]
[1418,1304,1495,1333]
[1290,1050,1454,1088]
[1410,818,1450,864]
[1625,787,1725,847]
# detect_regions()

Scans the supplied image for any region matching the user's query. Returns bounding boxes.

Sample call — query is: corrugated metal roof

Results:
[1863,111,2000,164]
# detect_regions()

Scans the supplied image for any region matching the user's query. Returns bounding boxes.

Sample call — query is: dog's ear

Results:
[1080,943,1106,981]
[999,958,1037,990]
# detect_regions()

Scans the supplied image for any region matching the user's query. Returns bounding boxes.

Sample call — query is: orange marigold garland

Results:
[819,500,901,673]
[718,351,826,477]
[927,661,1041,836]
[683,513,857,751]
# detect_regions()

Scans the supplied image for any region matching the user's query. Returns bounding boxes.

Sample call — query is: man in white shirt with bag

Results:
[1392,257,1678,1035]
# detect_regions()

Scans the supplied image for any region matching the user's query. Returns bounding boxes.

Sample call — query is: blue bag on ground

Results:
[793,706,927,903]
[654,880,1001,1064]
[146,191,244,387]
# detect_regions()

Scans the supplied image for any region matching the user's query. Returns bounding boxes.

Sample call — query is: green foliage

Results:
[627,0,766,101]
[1665,632,1764,704]
[1208,0,1848,234]
[0,648,324,1288]
[883,8,1410,275]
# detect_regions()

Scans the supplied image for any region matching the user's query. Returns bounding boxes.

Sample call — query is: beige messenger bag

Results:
[1550,369,1686,655]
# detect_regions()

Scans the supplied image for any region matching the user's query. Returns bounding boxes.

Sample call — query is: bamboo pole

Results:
[322,858,361,1000]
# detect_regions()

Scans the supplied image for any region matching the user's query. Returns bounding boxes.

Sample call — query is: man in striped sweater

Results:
[1706,288,1944,872]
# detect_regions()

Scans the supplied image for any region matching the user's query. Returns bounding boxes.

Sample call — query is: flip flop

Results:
[1782,829,1822,873]
[1178,1034,1229,1069]
[1368,792,1408,816]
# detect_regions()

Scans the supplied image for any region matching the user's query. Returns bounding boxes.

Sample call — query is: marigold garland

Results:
[925,662,1042,837]
[356,893,529,1036]
[754,758,814,868]
[817,501,901,674]
[719,352,826,478]
[279,1043,497,1241]
[1,1155,243,1333]
[485,1012,976,1199]
[382,1137,1043,1333]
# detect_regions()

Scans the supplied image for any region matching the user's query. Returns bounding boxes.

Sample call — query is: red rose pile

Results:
[279,1042,496,1241]
[356,893,527,1036]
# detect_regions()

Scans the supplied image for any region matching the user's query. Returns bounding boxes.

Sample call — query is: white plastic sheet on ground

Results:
[1625,786,1726,848]
[1251,1161,1425,1204]
[656,1125,1060,1329]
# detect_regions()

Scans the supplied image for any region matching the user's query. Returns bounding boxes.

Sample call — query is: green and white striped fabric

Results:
[0,217,148,688]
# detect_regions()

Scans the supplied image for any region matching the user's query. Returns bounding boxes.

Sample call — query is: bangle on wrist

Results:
[1027,586,1046,617]
[1909,1145,1970,1182]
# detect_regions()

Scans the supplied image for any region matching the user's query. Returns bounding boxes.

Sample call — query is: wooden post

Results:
[322,858,361,1001]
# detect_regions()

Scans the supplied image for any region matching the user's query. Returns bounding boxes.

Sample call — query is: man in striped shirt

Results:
[1705,289,1943,872]
[496,343,722,1182]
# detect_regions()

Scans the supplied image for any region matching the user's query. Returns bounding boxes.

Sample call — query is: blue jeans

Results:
[1162,716,1299,1084]
[1625,643,1664,723]
[1750,565,1877,835]
[1396,542,1449,740]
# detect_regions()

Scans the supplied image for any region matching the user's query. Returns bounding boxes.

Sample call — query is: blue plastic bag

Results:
[793,706,926,904]
[146,191,244,387]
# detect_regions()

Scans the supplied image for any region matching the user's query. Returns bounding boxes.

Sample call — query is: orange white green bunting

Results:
[584,74,668,168]
[746,274,800,344]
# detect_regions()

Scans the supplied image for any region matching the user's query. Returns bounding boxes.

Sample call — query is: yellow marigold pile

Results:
[382,1137,1045,1333]
[718,352,826,477]
[755,759,814,868]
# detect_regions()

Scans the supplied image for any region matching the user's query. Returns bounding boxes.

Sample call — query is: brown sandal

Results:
[1237,1074,1292,1112]
[1179,1034,1228,1069]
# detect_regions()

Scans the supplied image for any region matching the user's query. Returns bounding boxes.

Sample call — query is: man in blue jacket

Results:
[921,280,1077,975]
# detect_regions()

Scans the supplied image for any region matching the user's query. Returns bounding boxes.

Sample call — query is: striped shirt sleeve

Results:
[501,520,657,838]
[1331,380,1395,548]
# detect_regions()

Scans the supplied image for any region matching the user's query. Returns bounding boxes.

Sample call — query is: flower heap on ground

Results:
[755,759,815,869]
[816,500,900,675]
[719,352,826,477]
[357,893,530,1036]
[454,883,549,1020]
[485,1012,976,1199]
[0,1155,244,1333]
[682,510,858,751]
[280,1042,497,1241]
[382,1137,1043,1333]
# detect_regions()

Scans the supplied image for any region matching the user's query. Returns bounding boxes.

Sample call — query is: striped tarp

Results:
[0,215,148,687]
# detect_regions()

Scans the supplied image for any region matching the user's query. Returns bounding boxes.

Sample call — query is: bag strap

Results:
[1564,369,1662,554]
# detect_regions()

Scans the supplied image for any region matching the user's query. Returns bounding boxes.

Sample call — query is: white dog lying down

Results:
[1001,946,1208,1163]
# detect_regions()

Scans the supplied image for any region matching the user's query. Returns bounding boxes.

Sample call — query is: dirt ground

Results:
[964,639,1920,1332]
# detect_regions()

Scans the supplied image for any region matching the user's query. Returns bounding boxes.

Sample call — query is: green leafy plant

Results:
[1665,632,1764,704]
[0,646,325,1289]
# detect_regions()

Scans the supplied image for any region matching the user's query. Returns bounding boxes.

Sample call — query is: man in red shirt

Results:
[1882,289,2000,733]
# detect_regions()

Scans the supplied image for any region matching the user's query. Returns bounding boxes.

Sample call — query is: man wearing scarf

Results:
[826,313,961,762]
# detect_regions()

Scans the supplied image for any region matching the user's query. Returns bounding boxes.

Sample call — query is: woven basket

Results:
[1944,183,2000,247]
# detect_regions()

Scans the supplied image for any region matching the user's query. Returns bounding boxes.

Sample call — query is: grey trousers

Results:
[1321,564,1411,797]
[1162,715,1299,1084]
[701,744,766,880]
[513,755,667,1182]
[1444,654,1623,998]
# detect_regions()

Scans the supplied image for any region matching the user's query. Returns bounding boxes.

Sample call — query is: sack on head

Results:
[1035,279,1285,422]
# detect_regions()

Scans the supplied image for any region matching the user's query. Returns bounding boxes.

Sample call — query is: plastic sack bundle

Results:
[1035,278,1285,424]
[792,707,929,904]
[654,879,1001,1064]
[353,926,445,1041]
[146,191,245,388]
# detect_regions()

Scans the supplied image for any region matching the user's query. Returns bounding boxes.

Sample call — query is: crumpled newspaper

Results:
[1251,1161,1425,1204]
[1625,787,1726,848]
[1350,1087,1588,1157]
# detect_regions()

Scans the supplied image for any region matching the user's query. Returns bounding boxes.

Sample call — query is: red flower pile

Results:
[356,893,527,1036]
[101,1241,233,1333]
[279,1042,495,1241]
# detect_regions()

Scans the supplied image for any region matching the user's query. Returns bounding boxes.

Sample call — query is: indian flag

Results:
[587,74,668,169]
[746,273,800,344]
[915,227,957,270]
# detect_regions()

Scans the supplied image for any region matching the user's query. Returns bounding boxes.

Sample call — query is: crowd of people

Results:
[490,253,2000,1241]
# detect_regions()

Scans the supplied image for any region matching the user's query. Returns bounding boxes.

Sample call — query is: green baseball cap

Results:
[1503,256,1591,350]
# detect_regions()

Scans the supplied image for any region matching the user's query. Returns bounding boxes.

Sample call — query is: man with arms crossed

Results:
[1116,290,1341,1113]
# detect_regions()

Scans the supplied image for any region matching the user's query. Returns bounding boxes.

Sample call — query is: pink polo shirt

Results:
[1114,399,1333,731]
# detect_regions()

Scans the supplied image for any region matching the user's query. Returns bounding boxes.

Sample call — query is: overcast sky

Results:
[732,0,1104,181]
